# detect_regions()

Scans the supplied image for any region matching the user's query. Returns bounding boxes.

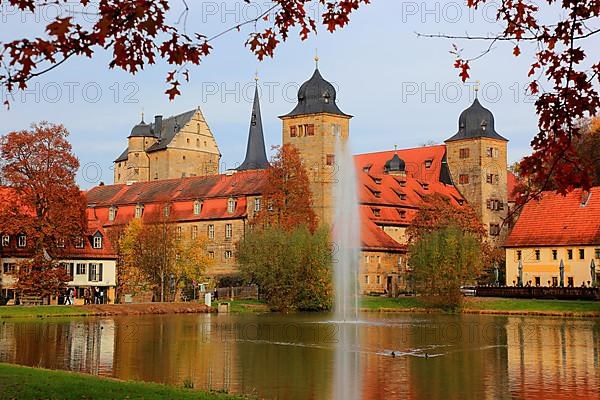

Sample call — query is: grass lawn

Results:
[360,296,428,311]
[360,295,600,315]
[0,305,91,319]
[0,363,242,400]
[216,299,269,313]
[464,297,600,313]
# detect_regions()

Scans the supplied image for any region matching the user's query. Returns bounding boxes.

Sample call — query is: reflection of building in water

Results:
[506,317,600,399]
[68,320,115,375]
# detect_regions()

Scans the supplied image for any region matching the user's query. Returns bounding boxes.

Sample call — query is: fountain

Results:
[332,137,361,400]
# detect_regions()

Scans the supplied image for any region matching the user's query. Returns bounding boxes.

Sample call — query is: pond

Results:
[0,313,598,399]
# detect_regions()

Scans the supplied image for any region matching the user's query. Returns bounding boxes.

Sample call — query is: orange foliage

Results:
[252,144,317,232]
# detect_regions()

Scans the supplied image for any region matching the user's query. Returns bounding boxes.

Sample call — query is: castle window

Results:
[567,249,573,260]
[225,224,232,239]
[135,204,144,218]
[76,263,86,275]
[486,173,499,184]
[192,226,198,240]
[424,160,432,168]
[487,199,504,211]
[595,248,600,259]
[177,226,182,239]
[290,126,297,137]
[535,249,541,260]
[579,249,585,259]
[208,225,215,240]
[459,148,470,159]
[364,275,369,284]
[489,224,500,236]
[326,154,335,166]
[224,250,232,260]
[552,249,558,260]
[1,235,9,247]
[372,208,381,217]
[17,235,26,248]
[486,147,499,158]
[187,138,190,144]
[254,197,261,212]
[227,198,236,213]
[193,201,202,215]
[459,174,469,184]
[134,168,139,175]
[298,125,304,136]
[93,235,103,249]
[516,250,522,260]
[306,124,315,136]
[196,138,200,147]
[208,251,215,259]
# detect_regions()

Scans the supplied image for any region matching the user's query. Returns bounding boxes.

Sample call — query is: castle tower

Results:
[444,95,509,243]
[280,60,352,226]
[124,117,157,184]
[238,80,269,170]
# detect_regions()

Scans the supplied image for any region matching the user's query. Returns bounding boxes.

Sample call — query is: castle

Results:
[92,62,512,294]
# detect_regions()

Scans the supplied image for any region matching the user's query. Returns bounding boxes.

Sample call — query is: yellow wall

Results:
[506,246,600,286]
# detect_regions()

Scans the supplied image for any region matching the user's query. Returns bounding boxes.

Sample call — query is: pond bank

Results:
[0,363,242,400]
[362,296,600,317]
[0,302,214,319]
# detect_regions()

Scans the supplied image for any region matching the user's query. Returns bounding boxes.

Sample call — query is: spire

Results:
[237,83,269,171]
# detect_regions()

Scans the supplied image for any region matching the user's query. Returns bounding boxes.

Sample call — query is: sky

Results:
[1,1,578,189]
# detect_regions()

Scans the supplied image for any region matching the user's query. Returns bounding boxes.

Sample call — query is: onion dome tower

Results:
[279,56,352,226]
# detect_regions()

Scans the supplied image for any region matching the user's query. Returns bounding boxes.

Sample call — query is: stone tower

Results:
[280,62,352,226]
[444,96,509,243]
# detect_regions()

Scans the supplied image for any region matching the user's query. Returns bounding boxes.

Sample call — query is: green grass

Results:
[0,363,242,400]
[465,297,600,313]
[360,296,600,315]
[360,296,428,310]
[216,299,269,313]
[0,305,92,319]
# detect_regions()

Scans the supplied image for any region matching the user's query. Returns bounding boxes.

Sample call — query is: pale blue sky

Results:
[2,1,583,188]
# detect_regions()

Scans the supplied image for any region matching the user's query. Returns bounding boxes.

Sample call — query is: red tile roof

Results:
[504,187,600,247]
[86,170,268,226]
[355,146,465,252]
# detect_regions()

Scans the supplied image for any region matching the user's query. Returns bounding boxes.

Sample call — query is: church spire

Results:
[238,81,269,171]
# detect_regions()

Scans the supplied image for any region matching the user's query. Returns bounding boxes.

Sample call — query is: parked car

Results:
[460,286,476,296]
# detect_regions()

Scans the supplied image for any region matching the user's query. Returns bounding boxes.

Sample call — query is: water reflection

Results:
[0,313,598,399]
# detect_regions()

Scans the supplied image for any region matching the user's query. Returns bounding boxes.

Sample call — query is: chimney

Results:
[154,115,163,139]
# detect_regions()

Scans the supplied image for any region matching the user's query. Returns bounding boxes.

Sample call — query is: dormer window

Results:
[424,160,432,169]
[75,237,84,249]
[56,238,65,248]
[17,235,26,248]
[135,204,144,218]
[323,91,331,104]
[372,208,381,217]
[397,192,407,201]
[1,235,9,247]
[363,165,372,174]
[108,206,118,221]
[227,198,236,214]
[193,200,202,215]
[373,191,381,198]
[92,234,103,249]
[374,177,382,185]
[481,120,487,131]
[163,205,170,217]
[398,210,407,219]
[422,183,429,190]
